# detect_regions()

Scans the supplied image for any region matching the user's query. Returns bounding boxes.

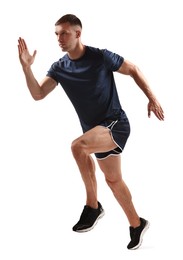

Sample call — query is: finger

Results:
[155,110,164,121]
[18,37,27,51]
[18,40,24,55]
[32,50,37,58]
[148,109,151,118]
[18,44,21,56]
[22,38,27,50]
[159,111,164,120]
[18,38,24,52]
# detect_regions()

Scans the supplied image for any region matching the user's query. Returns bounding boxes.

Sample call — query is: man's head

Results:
[55,14,82,53]
[55,14,82,28]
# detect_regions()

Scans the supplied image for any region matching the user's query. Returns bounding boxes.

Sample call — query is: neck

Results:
[68,43,86,60]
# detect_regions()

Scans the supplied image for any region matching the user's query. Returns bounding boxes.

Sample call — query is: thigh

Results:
[97,155,122,181]
[75,126,117,154]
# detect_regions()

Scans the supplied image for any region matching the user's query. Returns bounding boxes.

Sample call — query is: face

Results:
[55,22,81,52]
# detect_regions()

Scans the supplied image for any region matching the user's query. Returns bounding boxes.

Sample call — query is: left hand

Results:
[148,100,164,120]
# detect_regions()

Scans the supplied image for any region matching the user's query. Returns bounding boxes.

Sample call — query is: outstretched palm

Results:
[18,37,37,67]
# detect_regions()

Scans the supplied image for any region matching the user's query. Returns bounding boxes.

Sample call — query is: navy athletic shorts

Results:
[95,112,130,160]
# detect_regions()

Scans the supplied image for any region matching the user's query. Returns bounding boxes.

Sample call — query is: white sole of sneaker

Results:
[130,220,150,250]
[75,210,105,233]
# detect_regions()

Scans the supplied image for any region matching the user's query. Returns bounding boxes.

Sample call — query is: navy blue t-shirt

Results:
[46,46,124,132]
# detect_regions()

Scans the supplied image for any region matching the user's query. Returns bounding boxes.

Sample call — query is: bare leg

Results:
[71,125,140,227]
[71,126,117,209]
[97,156,140,228]
[72,149,98,208]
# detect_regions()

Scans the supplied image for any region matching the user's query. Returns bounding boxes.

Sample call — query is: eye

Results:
[61,32,67,36]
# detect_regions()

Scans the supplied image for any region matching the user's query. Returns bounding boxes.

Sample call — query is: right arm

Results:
[18,37,57,100]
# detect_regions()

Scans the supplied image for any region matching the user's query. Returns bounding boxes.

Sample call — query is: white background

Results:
[0,0,182,259]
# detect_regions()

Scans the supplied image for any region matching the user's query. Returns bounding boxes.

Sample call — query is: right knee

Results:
[105,176,119,192]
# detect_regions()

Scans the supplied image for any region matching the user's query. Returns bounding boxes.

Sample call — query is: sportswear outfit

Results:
[47,46,130,159]
[47,46,149,249]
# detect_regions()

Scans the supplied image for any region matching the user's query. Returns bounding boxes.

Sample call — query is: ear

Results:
[76,30,81,38]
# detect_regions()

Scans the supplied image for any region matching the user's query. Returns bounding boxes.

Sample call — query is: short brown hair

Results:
[55,14,82,28]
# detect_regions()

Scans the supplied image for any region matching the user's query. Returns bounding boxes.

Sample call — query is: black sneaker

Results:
[127,217,150,250]
[72,201,105,232]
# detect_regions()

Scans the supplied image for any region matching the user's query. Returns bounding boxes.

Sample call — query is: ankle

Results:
[86,200,98,209]
[130,217,141,228]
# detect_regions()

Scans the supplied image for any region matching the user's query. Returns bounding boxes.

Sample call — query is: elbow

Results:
[129,64,140,78]
[32,94,45,101]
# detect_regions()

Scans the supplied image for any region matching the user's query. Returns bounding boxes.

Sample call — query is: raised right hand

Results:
[18,37,37,68]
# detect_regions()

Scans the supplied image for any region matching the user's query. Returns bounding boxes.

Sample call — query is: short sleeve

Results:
[46,63,59,84]
[102,49,124,71]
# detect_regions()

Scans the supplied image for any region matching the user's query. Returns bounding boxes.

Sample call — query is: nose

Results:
[57,35,61,42]
[57,33,63,42]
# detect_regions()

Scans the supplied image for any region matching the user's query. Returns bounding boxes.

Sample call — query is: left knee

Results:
[71,138,88,160]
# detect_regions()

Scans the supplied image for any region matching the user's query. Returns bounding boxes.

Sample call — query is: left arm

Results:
[118,59,164,120]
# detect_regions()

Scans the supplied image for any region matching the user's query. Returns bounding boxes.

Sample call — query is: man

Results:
[18,14,164,250]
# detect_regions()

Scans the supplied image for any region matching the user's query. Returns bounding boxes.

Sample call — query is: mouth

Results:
[59,43,65,48]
